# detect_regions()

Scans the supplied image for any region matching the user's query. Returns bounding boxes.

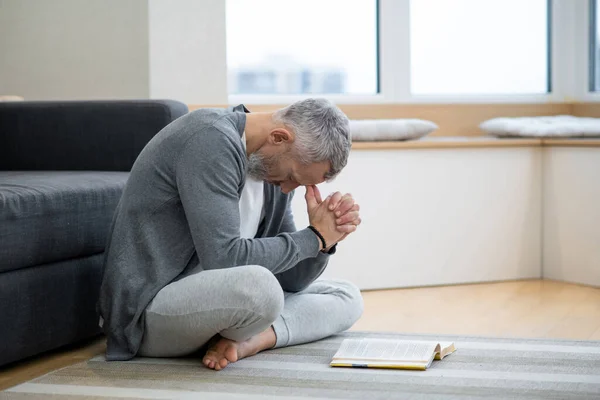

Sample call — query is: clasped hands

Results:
[305,185,362,251]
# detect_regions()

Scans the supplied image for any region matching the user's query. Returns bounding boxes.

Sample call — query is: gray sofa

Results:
[0,100,188,366]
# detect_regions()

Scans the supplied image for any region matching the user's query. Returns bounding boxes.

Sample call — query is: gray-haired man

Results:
[98,98,363,370]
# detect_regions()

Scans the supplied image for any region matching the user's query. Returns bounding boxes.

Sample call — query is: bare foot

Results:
[202,327,277,371]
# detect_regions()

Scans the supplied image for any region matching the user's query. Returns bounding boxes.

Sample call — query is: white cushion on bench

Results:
[480,115,600,137]
[349,119,438,141]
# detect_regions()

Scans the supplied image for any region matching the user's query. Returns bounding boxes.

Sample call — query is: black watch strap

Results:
[307,225,327,249]
[323,243,337,255]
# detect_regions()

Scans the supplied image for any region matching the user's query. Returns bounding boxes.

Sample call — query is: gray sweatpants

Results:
[138,265,364,357]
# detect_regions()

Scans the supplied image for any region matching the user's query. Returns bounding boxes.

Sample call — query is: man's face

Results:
[247,148,330,194]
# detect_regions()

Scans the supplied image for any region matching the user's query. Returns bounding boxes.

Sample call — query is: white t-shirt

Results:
[239,132,264,239]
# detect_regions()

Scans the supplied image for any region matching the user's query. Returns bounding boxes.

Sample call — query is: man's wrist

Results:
[321,243,337,255]
[307,225,327,250]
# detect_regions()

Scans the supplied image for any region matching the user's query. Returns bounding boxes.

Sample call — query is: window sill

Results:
[351,137,600,150]
[352,137,540,150]
[542,139,600,147]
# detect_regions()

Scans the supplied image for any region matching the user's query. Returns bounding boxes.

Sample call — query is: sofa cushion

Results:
[0,171,129,273]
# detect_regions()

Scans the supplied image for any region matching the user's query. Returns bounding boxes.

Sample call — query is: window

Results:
[409,0,550,95]
[591,0,600,92]
[226,0,378,95]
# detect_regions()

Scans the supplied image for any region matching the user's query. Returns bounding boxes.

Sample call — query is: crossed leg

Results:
[138,265,363,370]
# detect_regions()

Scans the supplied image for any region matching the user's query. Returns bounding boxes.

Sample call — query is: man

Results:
[98,98,363,370]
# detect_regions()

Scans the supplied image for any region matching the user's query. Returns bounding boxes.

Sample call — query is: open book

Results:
[330,338,456,370]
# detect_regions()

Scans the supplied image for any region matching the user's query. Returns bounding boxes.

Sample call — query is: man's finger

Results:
[334,197,355,217]
[304,185,318,210]
[336,224,358,233]
[333,233,349,244]
[328,191,343,211]
[313,185,323,204]
[336,211,360,225]
[332,193,353,211]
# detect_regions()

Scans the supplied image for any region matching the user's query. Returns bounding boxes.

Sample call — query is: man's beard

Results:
[247,151,281,181]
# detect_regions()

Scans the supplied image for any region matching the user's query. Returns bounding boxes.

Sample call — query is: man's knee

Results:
[236,265,284,321]
[328,280,364,329]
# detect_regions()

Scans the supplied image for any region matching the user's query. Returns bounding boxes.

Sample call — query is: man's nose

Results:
[281,181,300,194]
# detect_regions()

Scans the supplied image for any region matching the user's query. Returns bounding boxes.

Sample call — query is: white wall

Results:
[543,147,600,286]
[0,0,228,103]
[0,0,149,100]
[292,148,543,290]
[148,0,228,104]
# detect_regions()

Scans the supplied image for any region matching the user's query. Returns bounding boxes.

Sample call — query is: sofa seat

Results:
[0,171,129,273]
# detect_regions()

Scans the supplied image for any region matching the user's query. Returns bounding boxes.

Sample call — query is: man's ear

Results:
[269,128,293,145]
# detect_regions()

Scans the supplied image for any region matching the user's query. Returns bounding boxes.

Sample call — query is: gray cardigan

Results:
[98,105,331,361]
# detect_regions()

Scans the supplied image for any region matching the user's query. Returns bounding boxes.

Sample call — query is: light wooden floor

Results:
[1,279,599,390]
[353,279,600,339]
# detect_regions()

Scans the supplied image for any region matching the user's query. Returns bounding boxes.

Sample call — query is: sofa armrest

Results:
[0,100,188,171]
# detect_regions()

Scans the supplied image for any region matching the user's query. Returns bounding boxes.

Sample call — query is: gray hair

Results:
[273,98,351,180]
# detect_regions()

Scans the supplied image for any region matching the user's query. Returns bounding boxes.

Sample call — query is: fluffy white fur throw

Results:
[480,115,600,137]
[349,119,438,141]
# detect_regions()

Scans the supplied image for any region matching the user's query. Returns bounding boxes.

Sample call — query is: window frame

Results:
[228,0,588,104]
[575,0,600,101]
[590,0,600,93]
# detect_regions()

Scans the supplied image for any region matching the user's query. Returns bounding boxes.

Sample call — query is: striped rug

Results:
[3,331,600,399]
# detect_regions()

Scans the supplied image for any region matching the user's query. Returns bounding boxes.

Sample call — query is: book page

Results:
[332,339,438,362]
[435,342,457,360]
